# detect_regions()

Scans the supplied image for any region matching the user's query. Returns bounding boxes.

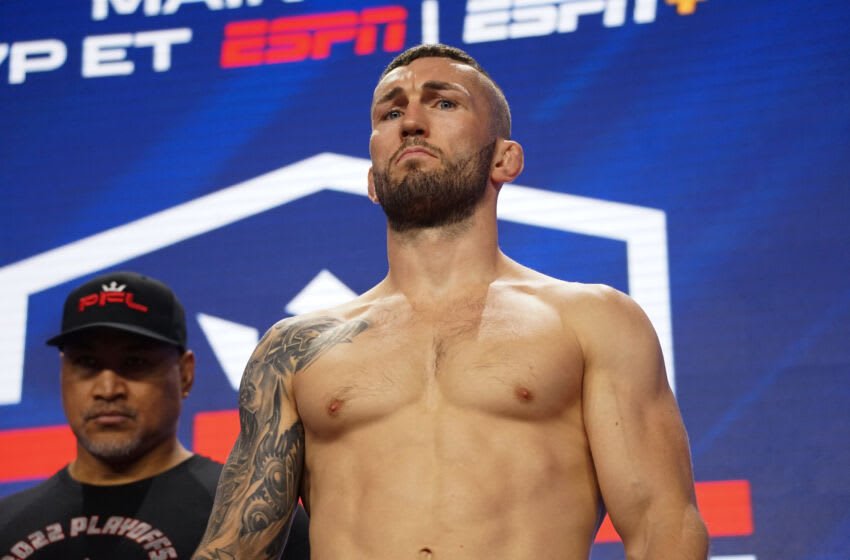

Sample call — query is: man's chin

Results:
[396,155,444,172]
[390,164,422,180]
[80,435,143,462]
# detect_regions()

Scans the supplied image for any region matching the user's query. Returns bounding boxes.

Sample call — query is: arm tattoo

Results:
[194,316,368,559]
[266,316,369,380]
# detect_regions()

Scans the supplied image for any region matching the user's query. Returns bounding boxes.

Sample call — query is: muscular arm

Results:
[193,316,368,559]
[580,287,708,559]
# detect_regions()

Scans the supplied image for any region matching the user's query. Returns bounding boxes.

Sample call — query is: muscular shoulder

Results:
[550,281,645,325]
[252,309,370,378]
[546,282,664,386]
[500,265,635,320]
[507,264,640,318]
[502,267,657,363]
[265,293,375,339]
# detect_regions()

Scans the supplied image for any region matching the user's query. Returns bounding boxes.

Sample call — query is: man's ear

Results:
[491,140,524,186]
[179,350,195,398]
[367,167,380,204]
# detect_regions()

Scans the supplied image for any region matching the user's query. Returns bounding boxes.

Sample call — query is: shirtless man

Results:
[194,44,709,560]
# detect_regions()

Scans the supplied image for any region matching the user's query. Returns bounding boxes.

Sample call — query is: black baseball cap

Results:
[46,271,187,350]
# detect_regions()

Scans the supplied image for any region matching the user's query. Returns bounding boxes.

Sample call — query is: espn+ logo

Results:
[463,0,705,43]
[221,5,406,67]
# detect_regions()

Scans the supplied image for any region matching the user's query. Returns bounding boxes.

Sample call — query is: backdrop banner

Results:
[2,1,848,558]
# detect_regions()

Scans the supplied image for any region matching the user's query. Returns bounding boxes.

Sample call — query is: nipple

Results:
[515,386,534,402]
[327,398,344,416]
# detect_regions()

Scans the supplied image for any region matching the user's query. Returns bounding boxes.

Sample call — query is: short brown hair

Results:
[379,44,511,138]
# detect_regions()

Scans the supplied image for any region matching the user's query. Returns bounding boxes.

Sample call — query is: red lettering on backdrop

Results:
[310,27,359,60]
[221,20,269,67]
[357,6,406,54]
[221,5,407,68]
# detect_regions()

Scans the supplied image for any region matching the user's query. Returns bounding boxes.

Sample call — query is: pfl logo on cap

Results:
[77,280,149,313]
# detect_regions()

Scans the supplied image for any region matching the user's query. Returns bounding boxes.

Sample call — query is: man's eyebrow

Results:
[374,80,468,107]
[374,86,404,107]
[420,80,467,95]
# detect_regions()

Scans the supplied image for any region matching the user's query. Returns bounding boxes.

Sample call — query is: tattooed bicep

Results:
[264,316,369,376]
[238,315,369,413]
[193,315,369,558]
[244,315,369,379]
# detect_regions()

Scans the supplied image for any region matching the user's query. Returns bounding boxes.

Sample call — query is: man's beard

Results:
[75,429,147,464]
[372,140,496,233]
[73,404,172,466]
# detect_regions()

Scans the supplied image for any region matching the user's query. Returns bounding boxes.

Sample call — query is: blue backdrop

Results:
[2,1,849,558]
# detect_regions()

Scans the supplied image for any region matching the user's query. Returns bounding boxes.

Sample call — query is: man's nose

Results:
[92,369,127,400]
[401,103,428,138]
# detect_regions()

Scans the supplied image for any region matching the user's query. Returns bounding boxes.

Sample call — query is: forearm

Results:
[623,506,709,560]
[193,510,295,560]
[193,421,304,559]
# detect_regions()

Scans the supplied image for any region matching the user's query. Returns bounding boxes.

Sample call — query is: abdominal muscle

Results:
[303,404,602,560]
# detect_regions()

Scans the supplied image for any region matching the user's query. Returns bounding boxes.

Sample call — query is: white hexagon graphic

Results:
[0,152,675,405]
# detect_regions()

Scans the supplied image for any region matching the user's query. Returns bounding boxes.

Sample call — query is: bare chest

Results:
[294,302,584,437]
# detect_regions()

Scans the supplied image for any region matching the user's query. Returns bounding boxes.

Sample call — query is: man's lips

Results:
[85,410,135,425]
[395,146,437,164]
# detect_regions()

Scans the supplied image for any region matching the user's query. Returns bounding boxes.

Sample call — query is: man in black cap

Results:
[0,270,309,559]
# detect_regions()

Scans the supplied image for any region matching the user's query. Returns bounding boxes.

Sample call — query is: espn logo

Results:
[463,0,660,43]
[221,6,407,68]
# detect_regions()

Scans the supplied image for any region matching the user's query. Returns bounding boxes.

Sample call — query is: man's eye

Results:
[384,109,402,120]
[437,99,455,110]
[74,356,98,368]
[123,356,150,370]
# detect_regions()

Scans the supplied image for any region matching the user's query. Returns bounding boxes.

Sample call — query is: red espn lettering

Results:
[221,6,407,68]
[78,292,148,312]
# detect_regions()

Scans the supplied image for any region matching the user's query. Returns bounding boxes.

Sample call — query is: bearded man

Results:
[193,44,708,560]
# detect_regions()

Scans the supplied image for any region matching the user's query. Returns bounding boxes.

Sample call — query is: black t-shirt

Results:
[0,455,310,560]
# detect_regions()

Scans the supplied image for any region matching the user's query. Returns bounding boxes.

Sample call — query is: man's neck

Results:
[384,208,505,305]
[68,440,192,485]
